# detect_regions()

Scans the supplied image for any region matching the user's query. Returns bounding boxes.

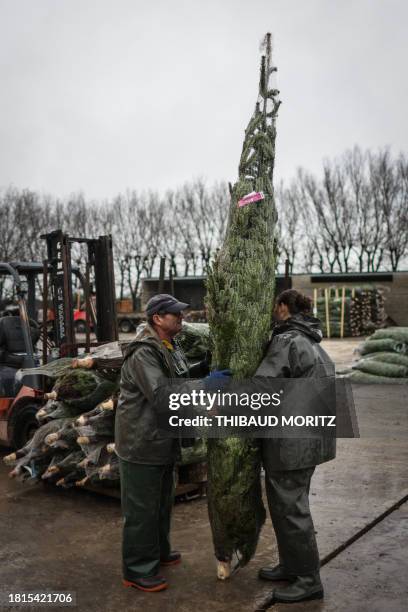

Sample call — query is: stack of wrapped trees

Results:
[4,326,209,487]
[4,351,121,487]
[314,287,386,338]
[349,288,386,336]
[369,289,387,329]
[206,33,280,579]
[342,327,408,383]
[315,295,352,338]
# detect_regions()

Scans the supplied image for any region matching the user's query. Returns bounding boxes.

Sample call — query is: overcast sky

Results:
[0,0,407,200]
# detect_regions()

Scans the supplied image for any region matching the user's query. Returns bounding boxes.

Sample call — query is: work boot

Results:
[122,575,168,592]
[273,573,324,603]
[160,551,182,566]
[258,564,292,582]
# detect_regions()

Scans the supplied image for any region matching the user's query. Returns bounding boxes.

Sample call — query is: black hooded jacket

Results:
[255,314,336,471]
[115,324,189,465]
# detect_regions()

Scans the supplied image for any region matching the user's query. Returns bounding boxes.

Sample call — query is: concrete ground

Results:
[0,340,407,612]
[320,338,362,369]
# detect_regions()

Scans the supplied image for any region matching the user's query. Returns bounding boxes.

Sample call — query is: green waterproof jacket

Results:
[256,314,336,471]
[115,324,189,465]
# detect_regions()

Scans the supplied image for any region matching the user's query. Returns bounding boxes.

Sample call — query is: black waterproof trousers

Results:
[119,459,175,580]
[264,467,320,576]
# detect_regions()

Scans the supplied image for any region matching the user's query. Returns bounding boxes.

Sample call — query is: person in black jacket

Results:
[256,289,336,604]
[0,309,40,368]
[0,309,40,396]
[115,294,191,593]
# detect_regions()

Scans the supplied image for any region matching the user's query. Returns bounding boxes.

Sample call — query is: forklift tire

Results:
[11,404,40,449]
[119,319,134,334]
[74,320,87,334]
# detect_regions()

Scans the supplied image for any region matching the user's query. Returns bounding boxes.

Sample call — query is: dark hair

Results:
[276,289,312,315]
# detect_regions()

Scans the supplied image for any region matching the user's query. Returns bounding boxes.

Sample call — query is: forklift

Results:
[0,262,45,448]
[0,231,118,448]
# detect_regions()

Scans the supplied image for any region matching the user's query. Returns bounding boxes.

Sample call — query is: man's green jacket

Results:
[115,324,188,465]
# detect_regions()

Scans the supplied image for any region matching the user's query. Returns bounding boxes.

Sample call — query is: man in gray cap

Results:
[115,294,190,593]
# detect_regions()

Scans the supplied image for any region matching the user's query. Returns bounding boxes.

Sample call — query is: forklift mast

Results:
[43,230,118,358]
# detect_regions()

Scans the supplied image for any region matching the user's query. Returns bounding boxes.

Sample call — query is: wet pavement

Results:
[265,501,408,612]
[0,381,407,612]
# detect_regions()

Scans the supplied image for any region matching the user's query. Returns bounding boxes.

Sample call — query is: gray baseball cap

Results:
[146,294,189,317]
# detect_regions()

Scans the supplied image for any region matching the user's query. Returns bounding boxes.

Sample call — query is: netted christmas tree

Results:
[206,33,280,578]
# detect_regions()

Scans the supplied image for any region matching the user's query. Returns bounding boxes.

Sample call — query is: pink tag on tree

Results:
[237,191,265,208]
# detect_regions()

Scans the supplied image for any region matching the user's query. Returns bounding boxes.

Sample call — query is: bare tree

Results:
[297,170,340,273]
[178,179,227,274]
[343,147,385,271]
[368,149,408,271]
[0,151,406,302]
[275,180,302,273]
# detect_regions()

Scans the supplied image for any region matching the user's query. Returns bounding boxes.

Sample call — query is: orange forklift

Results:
[0,231,118,448]
[0,262,44,447]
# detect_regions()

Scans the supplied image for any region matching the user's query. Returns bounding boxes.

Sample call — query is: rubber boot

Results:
[258,564,293,582]
[273,573,324,603]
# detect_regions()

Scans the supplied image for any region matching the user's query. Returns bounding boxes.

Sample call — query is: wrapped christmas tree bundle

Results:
[135,322,211,366]
[75,408,115,440]
[206,33,279,579]
[352,360,408,378]
[48,369,98,399]
[349,288,387,336]
[40,402,85,422]
[176,323,210,362]
[74,472,103,488]
[340,327,408,384]
[370,289,386,328]
[45,369,118,413]
[10,334,213,491]
[316,296,352,337]
[363,351,408,367]
[360,339,407,355]
[98,452,119,481]
[75,399,116,426]
[370,327,408,343]
[73,441,118,487]
[41,450,71,480]
[37,400,68,424]
[42,449,85,480]
[80,441,110,467]
[9,357,119,486]
[44,420,78,449]
[19,358,74,391]
[346,370,408,384]
[4,418,71,474]
[71,341,125,381]
[57,470,86,488]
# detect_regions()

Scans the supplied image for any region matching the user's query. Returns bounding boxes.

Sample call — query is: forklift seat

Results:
[0,316,40,368]
[0,364,22,396]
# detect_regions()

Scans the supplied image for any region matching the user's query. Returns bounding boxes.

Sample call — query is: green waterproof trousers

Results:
[119,459,175,580]
[265,467,320,576]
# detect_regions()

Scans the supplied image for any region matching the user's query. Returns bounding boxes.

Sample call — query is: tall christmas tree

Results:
[206,33,280,578]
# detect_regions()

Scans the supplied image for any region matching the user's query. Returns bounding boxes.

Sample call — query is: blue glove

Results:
[204,369,232,390]
[206,369,232,380]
